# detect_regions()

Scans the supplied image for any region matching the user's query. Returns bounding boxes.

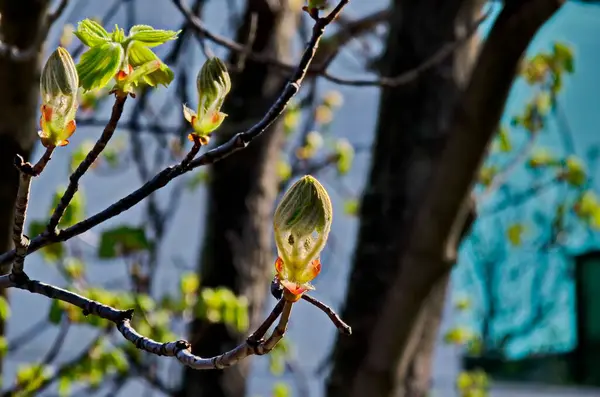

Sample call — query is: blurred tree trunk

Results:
[326,1,482,395]
[181,1,298,396]
[0,0,47,373]
[326,0,562,396]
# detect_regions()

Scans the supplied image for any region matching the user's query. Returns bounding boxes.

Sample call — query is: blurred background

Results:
[0,0,599,396]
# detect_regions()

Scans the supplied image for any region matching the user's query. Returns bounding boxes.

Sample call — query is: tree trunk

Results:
[0,0,48,373]
[326,0,482,396]
[327,0,564,396]
[181,1,298,396]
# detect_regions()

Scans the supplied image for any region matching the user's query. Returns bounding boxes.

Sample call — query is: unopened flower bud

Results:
[39,47,79,147]
[184,57,231,143]
[273,175,332,298]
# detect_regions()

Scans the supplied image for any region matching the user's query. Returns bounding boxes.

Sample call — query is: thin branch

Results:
[11,160,33,276]
[47,0,70,28]
[0,2,345,266]
[47,95,128,233]
[320,8,490,87]
[302,294,352,335]
[174,0,385,84]
[11,147,56,275]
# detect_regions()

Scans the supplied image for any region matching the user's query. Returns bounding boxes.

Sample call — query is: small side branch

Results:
[11,147,56,275]
[302,294,352,335]
[11,158,33,276]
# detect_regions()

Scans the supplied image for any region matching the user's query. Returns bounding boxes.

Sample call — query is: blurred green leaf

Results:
[497,126,511,152]
[335,138,354,175]
[0,336,7,358]
[343,199,359,216]
[187,170,210,191]
[180,273,199,295]
[48,299,64,324]
[70,141,95,172]
[506,223,525,246]
[276,160,292,183]
[553,42,574,74]
[58,376,71,397]
[29,221,65,262]
[272,382,291,397]
[98,226,151,259]
[51,187,85,228]
[0,296,10,321]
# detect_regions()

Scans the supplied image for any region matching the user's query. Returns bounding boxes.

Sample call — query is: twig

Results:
[11,159,33,276]
[0,1,347,266]
[319,8,490,87]
[47,95,128,233]
[302,294,352,335]
[47,0,70,28]
[11,147,56,275]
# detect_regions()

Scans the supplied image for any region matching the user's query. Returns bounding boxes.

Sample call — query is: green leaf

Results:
[70,141,95,173]
[187,170,210,191]
[74,19,110,47]
[48,299,64,324]
[562,156,587,187]
[276,160,291,183]
[64,257,86,280]
[506,223,525,246]
[129,25,179,47]
[111,24,126,43]
[335,138,354,175]
[528,148,557,168]
[127,41,174,87]
[58,376,71,397]
[536,91,552,115]
[553,42,574,73]
[29,221,65,262]
[0,296,10,321]
[343,199,359,216]
[180,273,200,295]
[497,126,511,152]
[98,226,151,259]
[51,187,85,228]
[0,336,7,358]
[77,42,124,91]
[272,382,291,397]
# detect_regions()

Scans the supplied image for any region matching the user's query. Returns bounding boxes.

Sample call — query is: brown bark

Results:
[0,0,48,373]
[180,1,298,396]
[327,1,564,397]
[326,0,481,395]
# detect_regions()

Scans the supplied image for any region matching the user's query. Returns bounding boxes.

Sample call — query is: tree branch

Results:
[0,2,346,266]
[0,0,351,374]
[11,147,56,275]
